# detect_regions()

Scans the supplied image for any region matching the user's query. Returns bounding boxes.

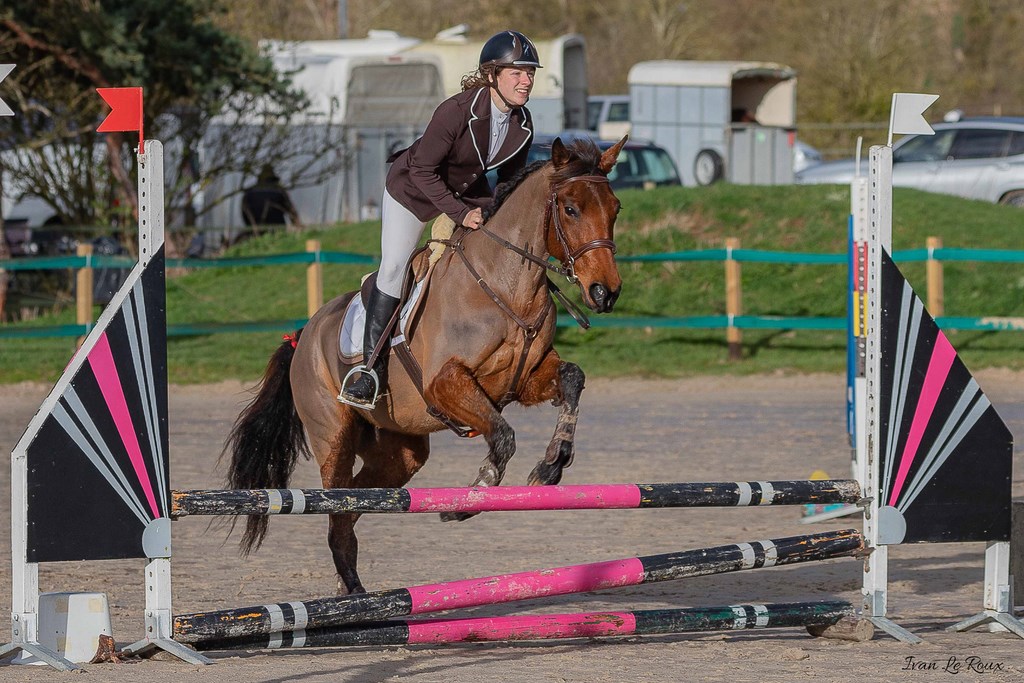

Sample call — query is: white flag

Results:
[888,93,939,144]
[0,64,14,116]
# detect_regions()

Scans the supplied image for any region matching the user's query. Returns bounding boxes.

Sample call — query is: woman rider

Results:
[339,30,541,407]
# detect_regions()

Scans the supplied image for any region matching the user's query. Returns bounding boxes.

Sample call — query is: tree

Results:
[0,0,345,247]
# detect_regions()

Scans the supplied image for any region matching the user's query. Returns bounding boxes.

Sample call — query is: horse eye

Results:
[564,205,578,218]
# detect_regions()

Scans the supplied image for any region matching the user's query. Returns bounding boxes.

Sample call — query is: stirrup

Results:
[337,365,381,408]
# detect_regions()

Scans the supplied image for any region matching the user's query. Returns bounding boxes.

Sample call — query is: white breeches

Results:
[377,189,427,298]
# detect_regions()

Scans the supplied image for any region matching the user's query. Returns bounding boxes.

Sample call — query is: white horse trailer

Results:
[628,60,797,186]
[200,39,446,231]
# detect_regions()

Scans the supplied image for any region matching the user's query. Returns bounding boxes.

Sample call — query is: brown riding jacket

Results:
[385,87,533,225]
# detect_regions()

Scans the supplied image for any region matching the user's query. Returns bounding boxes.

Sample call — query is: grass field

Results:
[3,183,1024,384]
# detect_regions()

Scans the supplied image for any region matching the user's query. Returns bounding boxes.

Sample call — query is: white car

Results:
[793,140,823,173]
[795,118,1024,206]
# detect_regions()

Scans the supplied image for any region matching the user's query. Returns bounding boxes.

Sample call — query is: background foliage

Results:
[0,0,340,233]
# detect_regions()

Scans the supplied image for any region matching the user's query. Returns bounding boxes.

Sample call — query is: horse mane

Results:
[483,138,604,222]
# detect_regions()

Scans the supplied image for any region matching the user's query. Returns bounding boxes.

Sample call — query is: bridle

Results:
[546,174,618,283]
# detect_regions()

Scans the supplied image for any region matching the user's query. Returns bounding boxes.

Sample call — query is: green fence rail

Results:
[7,246,1024,271]
[0,251,376,271]
[3,246,1024,340]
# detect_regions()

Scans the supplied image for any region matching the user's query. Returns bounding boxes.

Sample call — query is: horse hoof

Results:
[337,579,366,596]
[558,442,575,469]
[439,511,478,523]
[527,462,563,486]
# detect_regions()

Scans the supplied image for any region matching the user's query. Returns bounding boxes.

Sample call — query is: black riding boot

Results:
[339,286,401,407]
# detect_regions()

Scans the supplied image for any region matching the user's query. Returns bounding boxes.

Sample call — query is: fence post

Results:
[725,237,742,360]
[76,243,94,347]
[306,239,323,318]
[926,236,944,317]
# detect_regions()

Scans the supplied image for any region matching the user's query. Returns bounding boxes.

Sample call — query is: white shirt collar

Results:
[491,99,510,124]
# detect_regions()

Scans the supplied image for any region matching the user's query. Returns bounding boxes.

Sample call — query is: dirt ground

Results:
[1,372,1022,683]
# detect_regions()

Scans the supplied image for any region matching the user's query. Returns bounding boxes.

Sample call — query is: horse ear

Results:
[598,135,628,174]
[551,137,570,169]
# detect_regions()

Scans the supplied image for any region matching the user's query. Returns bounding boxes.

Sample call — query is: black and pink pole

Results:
[194,601,855,651]
[173,529,863,645]
[171,479,861,517]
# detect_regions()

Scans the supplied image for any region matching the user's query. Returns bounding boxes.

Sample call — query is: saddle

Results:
[339,216,456,360]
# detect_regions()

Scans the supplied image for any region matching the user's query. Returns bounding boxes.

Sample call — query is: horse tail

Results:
[223,328,309,555]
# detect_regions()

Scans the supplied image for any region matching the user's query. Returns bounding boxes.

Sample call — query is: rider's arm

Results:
[407,98,474,225]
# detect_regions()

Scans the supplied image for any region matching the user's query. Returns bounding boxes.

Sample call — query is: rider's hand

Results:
[463,208,483,229]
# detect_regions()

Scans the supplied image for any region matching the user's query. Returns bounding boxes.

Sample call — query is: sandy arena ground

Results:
[1,372,1022,682]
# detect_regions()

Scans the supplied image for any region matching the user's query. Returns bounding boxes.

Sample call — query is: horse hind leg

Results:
[329,429,430,590]
[327,425,430,595]
[525,358,584,486]
[317,407,367,595]
[425,359,516,522]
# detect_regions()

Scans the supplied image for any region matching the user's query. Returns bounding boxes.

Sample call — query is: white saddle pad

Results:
[339,279,425,360]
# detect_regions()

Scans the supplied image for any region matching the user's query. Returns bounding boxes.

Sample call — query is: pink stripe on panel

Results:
[888,333,956,506]
[88,333,161,518]
[407,558,645,613]
[858,243,869,294]
[406,612,637,643]
[406,484,642,512]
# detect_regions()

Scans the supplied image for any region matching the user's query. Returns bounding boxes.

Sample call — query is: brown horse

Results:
[224,136,626,594]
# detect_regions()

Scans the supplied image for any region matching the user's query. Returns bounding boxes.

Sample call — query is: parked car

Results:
[524,133,682,191]
[795,117,1024,206]
[2,193,63,254]
[793,140,823,173]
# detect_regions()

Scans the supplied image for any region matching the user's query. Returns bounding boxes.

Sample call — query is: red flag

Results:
[97,87,144,152]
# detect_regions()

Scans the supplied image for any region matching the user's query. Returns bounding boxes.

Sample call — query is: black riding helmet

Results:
[479,30,543,69]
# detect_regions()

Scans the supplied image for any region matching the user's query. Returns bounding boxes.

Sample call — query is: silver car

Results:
[795,118,1024,207]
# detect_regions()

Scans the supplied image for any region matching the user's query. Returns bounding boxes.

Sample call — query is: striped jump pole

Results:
[173,529,863,644]
[171,480,861,517]
[195,601,856,651]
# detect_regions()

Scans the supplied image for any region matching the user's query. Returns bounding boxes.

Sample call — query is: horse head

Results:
[547,136,626,313]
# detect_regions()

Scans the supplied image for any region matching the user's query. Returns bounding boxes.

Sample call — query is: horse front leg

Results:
[518,352,584,486]
[425,359,515,522]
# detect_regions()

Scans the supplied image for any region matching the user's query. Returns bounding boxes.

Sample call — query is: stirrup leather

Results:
[337,365,381,408]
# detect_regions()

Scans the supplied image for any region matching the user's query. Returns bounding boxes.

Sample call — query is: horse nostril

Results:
[589,283,608,310]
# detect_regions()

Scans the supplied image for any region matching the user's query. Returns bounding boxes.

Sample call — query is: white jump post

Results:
[862,140,912,642]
